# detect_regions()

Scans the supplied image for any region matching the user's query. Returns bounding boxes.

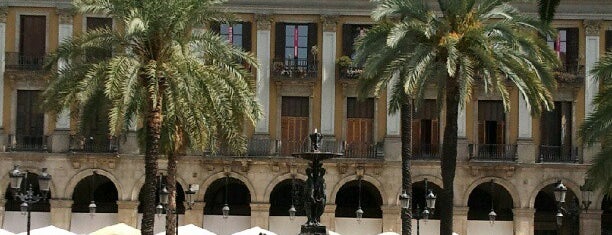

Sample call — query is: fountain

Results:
[293,130,342,235]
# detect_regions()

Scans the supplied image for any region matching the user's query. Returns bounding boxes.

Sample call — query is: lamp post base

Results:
[300,224,327,235]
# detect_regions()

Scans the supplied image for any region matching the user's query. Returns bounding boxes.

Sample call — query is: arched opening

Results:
[534,183,579,235]
[269,178,306,216]
[71,174,118,213]
[602,195,612,235]
[4,172,51,212]
[412,180,442,220]
[137,176,186,214]
[467,182,514,221]
[335,180,382,218]
[203,177,251,216]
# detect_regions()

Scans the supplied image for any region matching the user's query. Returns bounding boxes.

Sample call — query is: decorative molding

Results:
[584,20,602,36]
[56,7,74,25]
[321,15,338,32]
[255,14,272,30]
[0,7,7,24]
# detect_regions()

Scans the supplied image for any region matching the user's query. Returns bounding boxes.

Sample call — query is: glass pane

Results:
[298,25,308,36]
[286,35,294,47]
[233,36,243,48]
[233,24,243,34]
[298,36,308,47]
[220,24,229,34]
[285,49,294,59]
[298,48,307,59]
[559,30,567,41]
[286,25,295,37]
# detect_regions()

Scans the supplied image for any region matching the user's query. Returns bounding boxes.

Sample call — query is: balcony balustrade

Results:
[538,145,579,163]
[8,134,48,152]
[69,135,118,153]
[468,144,517,161]
[5,52,46,70]
[272,58,317,79]
[413,144,440,160]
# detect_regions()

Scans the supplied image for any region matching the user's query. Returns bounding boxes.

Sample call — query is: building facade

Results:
[0,0,611,234]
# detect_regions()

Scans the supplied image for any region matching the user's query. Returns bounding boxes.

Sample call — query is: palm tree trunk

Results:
[400,99,413,235]
[440,77,459,235]
[165,153,177,235]
[141,95,163,235]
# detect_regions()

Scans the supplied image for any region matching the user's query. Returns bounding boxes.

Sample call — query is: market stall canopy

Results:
[155,224,216,235]
[377,232,399,235]
[328,231,342,235]
[89,223,141,235]
[16,226,75,235]
[0,229,15,235]
[232,226,278,235]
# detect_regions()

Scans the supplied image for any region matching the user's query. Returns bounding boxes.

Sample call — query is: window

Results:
[342,24,370,59]
[540,101,574,162]
[280,96,309,155]
[274,23,317,61]
[606,30,612,52]
[547,28,579,72]
[19,15,46,69]
[15,90,45,150]
[478,100,505,145]
[218,22,252,51]
[346,98,374,158]
[412,99,439,158]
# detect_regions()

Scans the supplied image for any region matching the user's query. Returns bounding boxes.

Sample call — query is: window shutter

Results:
[342,24,354,57]
[496,121,505,145]
[412,119,421,154]
[566,28,579,70]
[242,22,252,52]
[275,23,286,60]
[478,121,485,144]
[431,119,439,149]
[20,15,46,57]
[307,23,318,62]
[210,22,220,34]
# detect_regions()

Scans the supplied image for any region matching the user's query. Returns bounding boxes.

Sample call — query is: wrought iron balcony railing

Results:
[554,62,585,84]
[5,52,46,70]
[338,66,364,79]
[272,58,317,79]
[468,144,517,161]
[343,141,383,159]
[69,135,118,153]
[538,145,579,163]
[8,134,48,152]
[413,144,440,160]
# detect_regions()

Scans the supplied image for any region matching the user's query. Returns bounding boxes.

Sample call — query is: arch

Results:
[331,174,387,205]
[65,168,123,200]
[269,178,306,216]
[334,178,383,218]
[196,171,256,202]
[263,173,308,202]
[203,176,251,216]
[411,179,443,220]
[129,170,189,201]
[394,175,444,204]
[136,176,186,214]
[71,173,119,213]
[462,177,520,207]
[602,194,612,234]
[528,177,581,208]
[466,181,514,221]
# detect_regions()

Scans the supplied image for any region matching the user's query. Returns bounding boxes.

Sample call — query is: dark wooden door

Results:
[16,90,44,148]
[19,15,46,68]
[281,97,309,155]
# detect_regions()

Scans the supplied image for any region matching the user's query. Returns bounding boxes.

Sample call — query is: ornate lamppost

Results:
[400,178,436,235]
[8,165,52,235]
[158,180,199,235]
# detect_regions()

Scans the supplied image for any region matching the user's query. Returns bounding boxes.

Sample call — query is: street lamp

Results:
[399,190,410,210]
[185,184,198,210]
[223,175,230,219]
[580,180,593,211]
[414,178,436,235]
[88,171,97,216]
[488,180,496,224]
[289,176,297,221]
[554,180,567,226]
[356,176,364,222]
[9,165,52,235]
[159,182,199,235]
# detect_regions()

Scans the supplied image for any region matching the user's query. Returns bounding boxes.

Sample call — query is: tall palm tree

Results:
[42,0,261,234]
[580,51,612,195]
[354,0,558,234]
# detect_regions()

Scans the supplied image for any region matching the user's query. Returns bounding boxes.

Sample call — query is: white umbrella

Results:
[17,226,75,235]
[90,223,141,235]
[377,232,399,235]
[155,224,216,235]
[0,229,15,235]
[232,226,277,235]
[328,231,342,235]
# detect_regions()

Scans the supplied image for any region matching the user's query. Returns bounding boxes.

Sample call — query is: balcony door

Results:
[281,96,309,155]
[412,99,439,158]
[540,101,573,161]
[19,15,46,68]
[16,90,44,148]
[346,98,374,158]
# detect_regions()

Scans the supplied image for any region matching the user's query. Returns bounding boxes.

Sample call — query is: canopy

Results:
[0,229,15,235]
[328,231,342,235]
[377,232,399,235]
[89,223,141,235]
[232,226,277,235]
[16,226,75,235]
[155,224,216,235]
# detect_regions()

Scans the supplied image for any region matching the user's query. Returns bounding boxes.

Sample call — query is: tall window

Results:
[540,101,573,162]
[219,23,252,51]
[274,23,317,61]
[547,28,579,72]
[19,15,46,69]
[342,24,369,59]
[478,101,505,145]
[606,30,612,52]
[281,96,309,155]
[346,98,374,158]
[16,90,45,150]
[412,99,439,158]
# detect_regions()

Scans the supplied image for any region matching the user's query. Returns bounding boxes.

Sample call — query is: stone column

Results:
[452,206,469,235]
[513,208,535,235]
[119,118,140,154]
[384,74,401,161]
[457,104,469,161]
[250,202,270,229]
[184,202,204,227]
[583,20,602,164]
[321,204,336,231]
[0,199,5,228]
[116,200,139,227]
[517,95,536,163]
[579,210,602,235]
[0,8,7,148]
[320,15,337,139]
[381,205,401,233]
[254,14,272,137]
[50,199,73,230]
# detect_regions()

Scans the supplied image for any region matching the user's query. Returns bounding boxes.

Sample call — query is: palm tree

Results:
[580,51,612,195]
[42,0,261,234]
[354,0,558,234]
[537,0,561,24]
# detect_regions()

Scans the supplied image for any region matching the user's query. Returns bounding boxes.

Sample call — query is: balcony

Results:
[343,141,383,159]
[5,52,46,70]
[272,58,317,80]
[210,139,281,157]
[8,134,48,152]
[538,145,579,163]
[338,66,364,80]
[413,144,440,160]
[69,135,118,153]
[277,139,383,159]
[468,144,517,161]
[554,63,584,85]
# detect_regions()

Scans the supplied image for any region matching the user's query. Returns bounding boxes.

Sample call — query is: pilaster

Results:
[116,200,139,227]
[321,204,336,231]
[184,202,205,227]
[0,7,7,141]
[255,14,272,134]
[518,93,536,163]
[381,204,401,233]
[50,199,73,230]
[579,210,602,235]
[385,74,401,161]
[320,15,337,137]
[583,20,602,164]
[452,206,469,235]
[513,208,535,235]
[250,202,271,229]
